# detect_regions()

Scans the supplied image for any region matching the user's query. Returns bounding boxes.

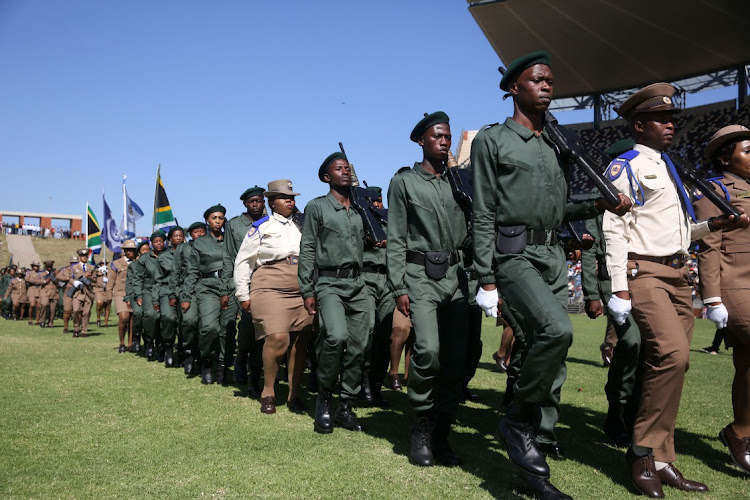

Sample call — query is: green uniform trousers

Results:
[141,295,160,343]
[496,245,571,444]
[605,310,642,409]
[159,296,179,345]
[180,299,199,353]
[131,299,143,337]
[221,296,239,364]
[315,277,370,400]
[406,262,469,418]
[463,304,484,387]
[362,272,394,381]
[196,278,236,361]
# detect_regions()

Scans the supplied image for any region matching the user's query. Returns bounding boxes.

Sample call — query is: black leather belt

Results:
[266,256,299,265]
[628,253,687,269]
[527,229,558,246]
[405,250,460,266]
[200,270,223,279]
[361,264,387,274]
[318,267,360,279]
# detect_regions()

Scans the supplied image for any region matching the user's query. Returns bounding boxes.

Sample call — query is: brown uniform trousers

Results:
[628,258,694,463]
[8,277,27,317]
[56,267,74,313]
[25,270,46,321]
[70,262,95,334]
[40,274,59,325]
[696,173,750,347]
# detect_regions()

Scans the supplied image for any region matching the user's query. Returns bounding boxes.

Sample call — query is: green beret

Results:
[150,230,167,241]
[187,221,207,232]
[499,50,551,92]
[203,204,226,220]
[137,241,151,252]
[319,152,347,182]
[167,226,184,238]
[410,111,450,142]
[240,186,264,201]
[368,186,382,196]
[604,139,635,159]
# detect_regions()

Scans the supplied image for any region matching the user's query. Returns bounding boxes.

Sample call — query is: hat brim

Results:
[264,191,300,197]
[705,130,750,160]
[629,105,682,119]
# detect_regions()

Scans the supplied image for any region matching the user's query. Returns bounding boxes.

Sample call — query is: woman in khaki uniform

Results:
[234,179,312,414]
[93,259,111,327]
[108,240,138,353]
[696,125,750,474]
[5,272,27,320]
[56,256,77,333]
[39,261,60,328]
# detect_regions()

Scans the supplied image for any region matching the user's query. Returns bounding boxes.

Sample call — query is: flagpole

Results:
[101,190,107,264]
[122,175,127,240]
[153,165,160,234]
[85,201,89,250]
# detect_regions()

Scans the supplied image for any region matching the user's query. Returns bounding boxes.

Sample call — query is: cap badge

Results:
[662,97,671,104]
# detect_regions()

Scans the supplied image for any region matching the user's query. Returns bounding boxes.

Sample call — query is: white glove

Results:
[102,277,108,283]
[608,295,632,325]
[706,304,728,329]
[476,287,499,318]
[73,280,82,288]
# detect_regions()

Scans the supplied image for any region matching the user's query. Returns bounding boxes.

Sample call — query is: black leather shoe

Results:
[314,390,333,434]
[604,405,632,447]
[216,363,228,386]
[461,386,481,404]
[145,340,155,361]
[247,370,261,398]
[497,403,550,477]
[183,351,194,375]
[132,337,141,354]
[369,384,390,408]
[432,418,461,466]
[520,471,573,500]
[118,345,126,353]
[260,396,276,414]
[334,400,363,432]
[201,359,214,385]
[409,416,434,467]
[626,448,664,498]
[389,374,402,391]
[538,442,566,461]
[234,352,248,384]
[719,424,750,475]
[288,397,306,414]
[307,370,319,394]
[164,345,174,368]
[359,372,374,405]
[492,351,509,372]
[657,463,708,492]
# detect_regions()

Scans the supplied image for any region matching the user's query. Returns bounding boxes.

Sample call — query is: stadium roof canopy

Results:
[466,0,750,101]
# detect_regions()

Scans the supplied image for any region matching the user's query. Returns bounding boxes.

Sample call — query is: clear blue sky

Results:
[0,0,738,235]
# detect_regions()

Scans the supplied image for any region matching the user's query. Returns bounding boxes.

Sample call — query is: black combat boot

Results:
[520,471,573,500]
[409,414,434,467]
[603,404,631,447]
[183,350,194,375]
[359,370,374,405]
[247,369,261,398]
[497,401,549,478]
[333,399,363,432]
[144,340,155,361]
[164,343,174,368]
[201,359,214,385]
[216,363,227,386]
[432,416,461,466]
[234,350,248,384]
[314,390,333,434]
[132,335,141,354]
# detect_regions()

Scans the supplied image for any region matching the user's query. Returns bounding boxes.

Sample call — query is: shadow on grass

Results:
[565,356,606,368]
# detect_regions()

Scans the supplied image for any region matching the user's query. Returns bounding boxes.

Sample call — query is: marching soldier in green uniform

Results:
[133,231,166,361]
[359,186,393,407]
[299,152,370,434]
[1,268,13,319]
[155,226,185,367]
[222,186,266,395]
[386,112,470,467]
[171,222,206,375]
[184,205,234,385]
[471,51,630,498]
[126,241,151,354]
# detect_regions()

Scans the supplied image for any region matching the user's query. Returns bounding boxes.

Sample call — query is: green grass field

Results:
[1,314,747,499]
[31,236,85,267]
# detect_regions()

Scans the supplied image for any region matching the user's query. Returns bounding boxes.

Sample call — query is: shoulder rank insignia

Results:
[606,160,626,181]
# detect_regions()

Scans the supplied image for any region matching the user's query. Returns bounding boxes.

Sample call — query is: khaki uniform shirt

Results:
[69,261,95,299]
[695,172,750,303]
[7,277,26,301]
[41,270,59,299]
[602,144,710,292]
[106,256,132,298]
[234,211,302,302]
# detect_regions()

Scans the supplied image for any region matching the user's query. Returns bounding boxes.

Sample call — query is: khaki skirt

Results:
[250,262,312,339]
[392,305,412,329]
[723,288,750,347]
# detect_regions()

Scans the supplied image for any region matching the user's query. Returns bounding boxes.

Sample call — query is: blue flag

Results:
[102,194,122,253]
[121,177,144,239]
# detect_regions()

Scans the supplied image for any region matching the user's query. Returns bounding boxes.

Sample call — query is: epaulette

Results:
[605,150,640,181]
[396,166,411,175]
[110,262,118,272]
[481,122,500,131]
[247,215,269,238]
[698,176,731,202]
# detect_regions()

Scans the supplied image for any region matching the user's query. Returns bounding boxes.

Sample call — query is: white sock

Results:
[654,460,669,471]
[632,445,651,457]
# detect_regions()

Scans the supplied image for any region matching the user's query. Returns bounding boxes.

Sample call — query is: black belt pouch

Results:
[424,251,450,280]
[496,225,527,255]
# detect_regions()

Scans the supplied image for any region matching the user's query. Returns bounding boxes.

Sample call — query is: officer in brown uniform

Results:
[5,270,26,320]
[93,259,111,327]
[602,84,748,497]
[25,260,46,326]
[696,125,750,475]
[69,248,95,338]
[57,256,77,333]
[39,261,60,328]
[108,240,138,352]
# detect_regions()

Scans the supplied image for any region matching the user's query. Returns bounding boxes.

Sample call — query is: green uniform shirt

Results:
[132,251,161,303]
[363,223,386,268]
[222,213,256,292]
[581,214,611,302]
[386,163,469,297]
[184,233,229,301]
[298,192,364,299]
[169,240,194,303]
[125,258,144,304]
[471,117,598,284]
[154,247,178,300]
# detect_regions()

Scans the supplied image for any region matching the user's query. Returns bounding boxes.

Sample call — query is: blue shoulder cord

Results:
[617,150,644,206]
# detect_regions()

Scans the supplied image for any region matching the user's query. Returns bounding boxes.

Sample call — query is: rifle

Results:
[497,66,622,206]
[445,150,473,234]
[338,142,388,243]
[670,155,742,218]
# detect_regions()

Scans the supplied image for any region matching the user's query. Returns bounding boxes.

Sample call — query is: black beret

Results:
[137,241,151,252]
[319,152,347,182]
[187,221,207,232]
[604,139,635,159]
[203,204,226,220]
[499,50,551,92]
[150,230,167,241]
[167,226,184,238]
[410,111,450,142]
[240,186,265,201]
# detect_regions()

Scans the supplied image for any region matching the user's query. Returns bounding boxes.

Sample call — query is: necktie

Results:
[662,153,696,222]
